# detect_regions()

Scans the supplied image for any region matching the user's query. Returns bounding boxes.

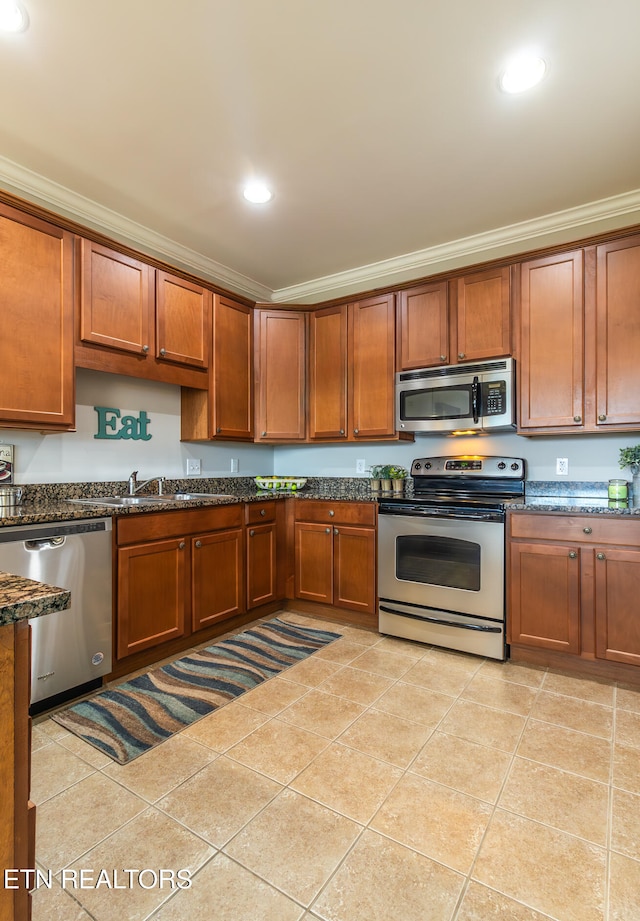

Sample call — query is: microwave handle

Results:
[471,376,480,424]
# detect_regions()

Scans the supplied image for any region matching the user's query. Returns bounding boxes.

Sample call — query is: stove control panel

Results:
[410,455,525,478]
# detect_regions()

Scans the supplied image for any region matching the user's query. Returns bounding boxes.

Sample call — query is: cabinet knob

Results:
[568,551,577,559]
[195,540,202,548]
[329,510,335,517]
[596,552,606,561]
[354,428,359,434]
[325,527,331,533]
[334,528,339,535]
[260,509,266,516]
[440,355,447,362]
[573,415,582,423]
[583,527,592,534]
[598,414,607,421]
[216,426,221,433]
[262,431,267,437]
[340,429,345,435]
[159,347,166,356]
[179,541,185,550]
[142,344,149,353]
[249,529,255,537]
[458,352,465,360]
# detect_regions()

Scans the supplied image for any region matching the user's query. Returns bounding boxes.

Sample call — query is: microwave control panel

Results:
[481,380,507,416]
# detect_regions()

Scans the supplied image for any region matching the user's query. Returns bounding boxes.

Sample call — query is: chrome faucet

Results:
[127,471,165,496]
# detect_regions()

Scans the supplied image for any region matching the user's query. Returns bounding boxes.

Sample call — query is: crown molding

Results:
[0,155,272,302]
[270,189,640,303]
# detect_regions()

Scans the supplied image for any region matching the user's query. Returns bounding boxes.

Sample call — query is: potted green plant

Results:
[619,445,640,506]
[369,464,385,491]
[389,465,408,494]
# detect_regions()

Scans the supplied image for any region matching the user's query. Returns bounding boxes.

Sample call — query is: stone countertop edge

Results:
[0,571,71,626]
[509,501,640,515]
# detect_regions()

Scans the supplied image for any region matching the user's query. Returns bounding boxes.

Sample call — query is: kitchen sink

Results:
[69,493,235,507]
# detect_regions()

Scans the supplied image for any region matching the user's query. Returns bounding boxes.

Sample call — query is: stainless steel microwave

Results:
[395,358,515,434]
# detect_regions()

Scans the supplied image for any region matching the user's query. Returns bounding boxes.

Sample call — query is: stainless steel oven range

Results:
[378,455,525,660]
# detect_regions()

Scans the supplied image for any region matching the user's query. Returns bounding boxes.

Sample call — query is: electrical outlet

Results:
[556,457,569,476]
[230,458,239,473]
[186,458,201,476]
[356,458,366,475]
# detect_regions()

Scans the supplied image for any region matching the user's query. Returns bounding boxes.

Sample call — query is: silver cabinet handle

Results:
[596,552,606,560]
[573,415,582,423]
[340,429,345,435]
[334,528,338,535]
[329,510,335,517]
[458,352,465,359]
[260,509,266,516]
[325,527,331,533]
[195,540,202,548]
[159,347,166,356]
[568,551,577,559]
[583,527,592,534]
[354,428,359,434]
[598,414,607,421]
[249,529,255,537]
[179,541,185,550]
[216,426,221,433]
[262,431,267,437]
[440,355,447,362]
[142,344,149,353]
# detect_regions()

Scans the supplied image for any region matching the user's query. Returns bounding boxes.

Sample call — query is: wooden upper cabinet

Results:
[255,309,307,441]
[155,270,210,369]
[456,266,510,362]
[397,281,449,369]
[308,304,348,440]
[0,202,75,430]
[350,293,396,439]
[517,250,585,431]
[80,239,153,356]
[594,234,640,429]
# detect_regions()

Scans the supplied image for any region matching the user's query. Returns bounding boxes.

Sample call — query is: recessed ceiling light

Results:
[499,54,546,94]
[243,181,273,204]
[0,0,29,33]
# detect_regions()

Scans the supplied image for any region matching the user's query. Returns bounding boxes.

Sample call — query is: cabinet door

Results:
[349,293,396,438]
[0,204,74,430]
[508,542,581,654]
[247,522,277,609]
[255,310,307,440]
[156,271,210,368]
[456,266,510,362]
[117,538,188,658]
[80,239,153,356]
[594,235,640,428]
[211,294,254,439]
[309,304,348,440]
[294,522,333,604]
[192,529,244,630]
[594,546,640,666]
[333,525,376,616]
[518,251,584,431]
[397,282,449,369]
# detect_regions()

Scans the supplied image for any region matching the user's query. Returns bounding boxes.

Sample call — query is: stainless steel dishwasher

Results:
[0,517,113,713]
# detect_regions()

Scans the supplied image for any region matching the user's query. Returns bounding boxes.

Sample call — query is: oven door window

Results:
[400,384,473,422]
[396,534,481,591]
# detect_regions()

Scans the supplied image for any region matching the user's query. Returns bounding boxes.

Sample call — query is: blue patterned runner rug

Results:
[51,617,340,764]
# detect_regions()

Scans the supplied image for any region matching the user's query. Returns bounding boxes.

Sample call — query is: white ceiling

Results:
[2,0,640,303]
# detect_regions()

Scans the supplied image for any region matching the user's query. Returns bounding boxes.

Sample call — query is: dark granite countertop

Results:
[0,571,71,626]
[509,479,640,515]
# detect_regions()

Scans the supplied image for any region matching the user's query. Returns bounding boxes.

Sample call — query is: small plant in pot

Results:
[389,465,408,493]
[369,465,385,491]
[619,445,640,505]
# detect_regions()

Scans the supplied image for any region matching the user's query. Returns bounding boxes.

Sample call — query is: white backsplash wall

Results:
[274,430,640,485]
[5,369,274,484]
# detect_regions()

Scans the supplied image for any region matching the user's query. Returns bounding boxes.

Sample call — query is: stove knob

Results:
[424,462,432,470]
[511,462,520,470]
[414,462,422,470]
[497,462,506,470]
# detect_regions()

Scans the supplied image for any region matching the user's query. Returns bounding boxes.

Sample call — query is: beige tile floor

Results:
[30,612,640,921]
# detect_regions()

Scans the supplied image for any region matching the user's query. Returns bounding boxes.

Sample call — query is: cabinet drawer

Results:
[245,500,277,524]
[509,512,640,546]
[117,504,242,544]
[294,499,376,526]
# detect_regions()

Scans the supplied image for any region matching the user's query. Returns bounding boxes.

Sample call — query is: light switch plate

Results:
[186,458,201,476]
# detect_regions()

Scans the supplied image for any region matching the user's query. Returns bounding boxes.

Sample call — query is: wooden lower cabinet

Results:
[116,506,244,660]
[508,512,640,677]
[294,501,377,618]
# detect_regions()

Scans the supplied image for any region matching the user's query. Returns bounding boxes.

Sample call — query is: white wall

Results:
[5,369,274,484]
[4,368,639,486]
[275,430,640,485]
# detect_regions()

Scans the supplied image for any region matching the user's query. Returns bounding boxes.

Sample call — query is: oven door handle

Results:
[471,376,480,424]
[379,605,502,633]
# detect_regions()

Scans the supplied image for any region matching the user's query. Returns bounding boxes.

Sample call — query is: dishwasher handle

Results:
[24,536,66,551]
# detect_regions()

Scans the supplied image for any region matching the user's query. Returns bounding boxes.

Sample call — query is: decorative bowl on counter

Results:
[255,476,307,492]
